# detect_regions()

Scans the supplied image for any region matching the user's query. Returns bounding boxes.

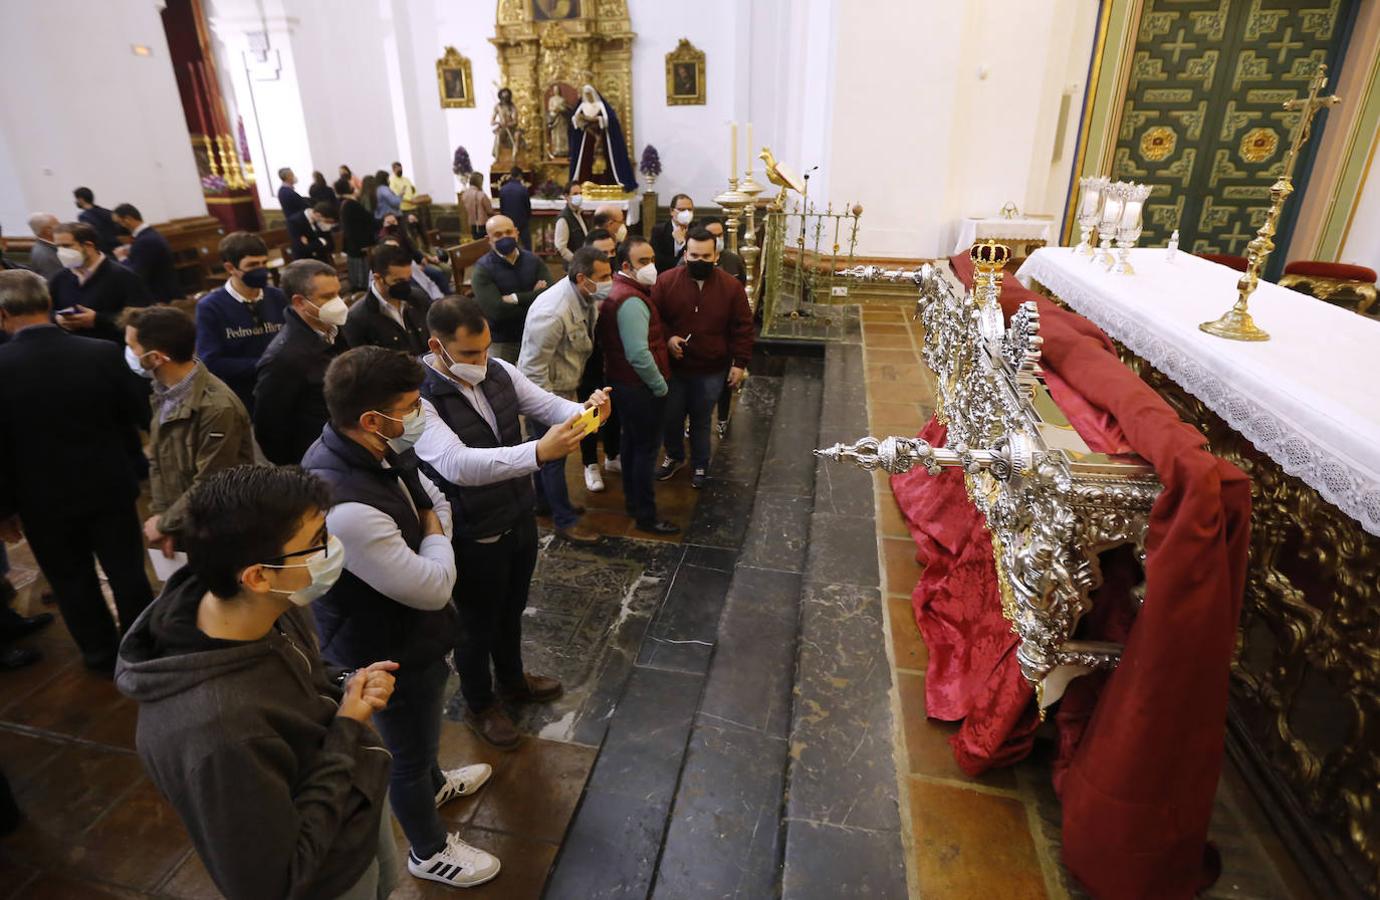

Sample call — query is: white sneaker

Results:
[602,456,622,474]
[408,833,501,888]
[584,463,605,493]
[434,763,492,808]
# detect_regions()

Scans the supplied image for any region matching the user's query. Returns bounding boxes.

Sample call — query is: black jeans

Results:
[22,504,154,666]
[370,657,449,857]
[614,383,665,526]
[578,350,620,466]
[452,516,538,712]
[662,370,727,469]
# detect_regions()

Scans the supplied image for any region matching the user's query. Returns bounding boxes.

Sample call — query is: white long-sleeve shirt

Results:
[324,466,455,611]
[414,356,584,487]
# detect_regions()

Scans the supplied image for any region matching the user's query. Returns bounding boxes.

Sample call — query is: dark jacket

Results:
[195,285,289,410]
[718,249,746,284]
[286,211,336,263]
[338,197,376,259]
[0,325,147,521]
[124,226,181,302]
[601,275,671,388]
[253,309,348,464]
[470,249,551,344]
[79,205,122,254]
[49,256,153,342]
[650,220,687,273]
[309,182,337,206]
[278,184,309,218]
[147,364,258,535]
[27,240,63,278]
[302,425,458,667]
[418,362,533,540]
[115,569,391,900]
[498,179,531,232]
[342,288,430,356]
[651,265,755,375]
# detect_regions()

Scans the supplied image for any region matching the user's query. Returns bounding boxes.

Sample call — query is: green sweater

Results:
[617,299,668,396]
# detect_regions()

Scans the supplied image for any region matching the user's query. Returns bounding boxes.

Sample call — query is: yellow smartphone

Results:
[577,406,600,436]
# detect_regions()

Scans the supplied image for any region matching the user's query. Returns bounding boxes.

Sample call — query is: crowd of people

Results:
[0,181,754,895]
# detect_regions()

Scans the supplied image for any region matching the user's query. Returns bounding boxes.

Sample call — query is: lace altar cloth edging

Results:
[1017,247,1380,537]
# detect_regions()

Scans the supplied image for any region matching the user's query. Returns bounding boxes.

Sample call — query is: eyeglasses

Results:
[261,532,331,565]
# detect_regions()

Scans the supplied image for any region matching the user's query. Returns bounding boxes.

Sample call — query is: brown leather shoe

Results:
[498,673,564,703]
[555,524,600,544]
[464,705,522,750]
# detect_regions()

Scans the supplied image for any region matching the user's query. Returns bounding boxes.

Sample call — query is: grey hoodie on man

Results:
[115,567,392,899]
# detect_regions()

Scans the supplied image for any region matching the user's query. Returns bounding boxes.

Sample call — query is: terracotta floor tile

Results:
[897,675,1017,791]
[468,738,597,843]
[7,744,145,869]
[866,362,926,385]
[869,403,928,434]
[860,305,907,319]
[72,779,191,890]
[2,664,125,739]
[863,348,919,366]
[887,595,928,672]
[861,331,916,350]
[157,850,220,900]
[907,777,1045,898]
[389,822,556,900]
[876,488,912,539]
[881,537,923,597]
[11,872,134,899]
[860,322,912,336]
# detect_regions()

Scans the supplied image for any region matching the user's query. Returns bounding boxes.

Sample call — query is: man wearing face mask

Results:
[415,296,604,748]
[48,221,152,343]
[517,247,612,543]
[573,231,621,493]
[0,270,154,672]
[254,260,351,465]
[470,214,551,365]
[654,227,755,489]
[461,173,495,242]
[553,181,587,262]
[591,205,628,245]
[125,307,256,563]
[287,201,339,264]
[651,194,695,273]
[344,244,431,356]
[695,217,746,284]
[601,236,678,534]
[115,465,404,900]
[194,232,289,412]
[304,348,500,890]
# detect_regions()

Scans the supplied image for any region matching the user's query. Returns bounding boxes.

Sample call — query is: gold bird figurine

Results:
[759,147,805,194]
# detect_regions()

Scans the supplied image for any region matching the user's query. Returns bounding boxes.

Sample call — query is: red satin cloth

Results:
[890,254,1250,899]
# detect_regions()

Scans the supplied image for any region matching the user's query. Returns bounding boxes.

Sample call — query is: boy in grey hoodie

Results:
[116,465,399,900]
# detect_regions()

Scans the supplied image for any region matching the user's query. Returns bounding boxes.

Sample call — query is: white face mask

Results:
[568,194,583,208]
[633,262,657,286]
[57,246,85,269]
[614,224,628,242]
[373,407,426,453]
[673,209,693,226]
[309,296,349,327]
[260,535,346,607]
[125,345,154,378]
[715,236,725,252]
[439,345,487,385]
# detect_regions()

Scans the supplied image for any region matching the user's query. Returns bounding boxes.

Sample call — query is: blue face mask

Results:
[241,267,271,290]
[494,236,519,256]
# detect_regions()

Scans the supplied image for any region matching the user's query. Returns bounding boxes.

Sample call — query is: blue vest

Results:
[418,361,534,540]
[302,424,457,667]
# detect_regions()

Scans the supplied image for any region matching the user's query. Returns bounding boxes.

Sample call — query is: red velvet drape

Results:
[889,254,1250,898]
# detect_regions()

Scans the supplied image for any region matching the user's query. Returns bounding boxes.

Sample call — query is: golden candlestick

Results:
[738,166,764,311]
[1200,64,1340,342]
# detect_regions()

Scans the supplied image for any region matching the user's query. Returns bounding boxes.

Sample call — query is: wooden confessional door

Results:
[1111,0,1355,269]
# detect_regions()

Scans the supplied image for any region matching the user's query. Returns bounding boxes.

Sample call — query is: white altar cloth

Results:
[1017,247,1380,536]
[953,216,1055,255]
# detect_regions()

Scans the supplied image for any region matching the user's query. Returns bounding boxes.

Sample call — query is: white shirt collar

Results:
[372,282,407,327]
[225,279,262,304]
[133,223,150,237]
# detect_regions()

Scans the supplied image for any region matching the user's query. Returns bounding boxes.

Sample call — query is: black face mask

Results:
[241,268,271,290]
[387,281,412,302]
[686,259,715,280]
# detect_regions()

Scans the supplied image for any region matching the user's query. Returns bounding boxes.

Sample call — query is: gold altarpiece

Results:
[490,0,635,182]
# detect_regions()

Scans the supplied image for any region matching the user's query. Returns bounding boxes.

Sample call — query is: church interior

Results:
[1,1,1379,898]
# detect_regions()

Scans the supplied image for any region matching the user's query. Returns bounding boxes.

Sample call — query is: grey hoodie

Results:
[116,567,391,900]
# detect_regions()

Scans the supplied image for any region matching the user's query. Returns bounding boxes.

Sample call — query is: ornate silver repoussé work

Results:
[825,244,1161,707]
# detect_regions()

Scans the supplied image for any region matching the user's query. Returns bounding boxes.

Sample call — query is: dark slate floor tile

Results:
[584,666,703,803]
[805,512,879,588]
[812,448,880,519]
[787,581,900,834]
[654,721,789,900]
[681,544,735,572]
[683,478,757,548]
[780,819,907,900]
[542,786,667,900]
[647,564,734,644]
[739,493,813,573]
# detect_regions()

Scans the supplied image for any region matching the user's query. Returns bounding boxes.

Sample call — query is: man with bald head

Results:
[470,214,551,364]
[591,205,627,244]
[26,214,62,278]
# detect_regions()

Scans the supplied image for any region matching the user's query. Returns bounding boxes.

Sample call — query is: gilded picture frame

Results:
[437,46,475,109]
[665,39,705,106]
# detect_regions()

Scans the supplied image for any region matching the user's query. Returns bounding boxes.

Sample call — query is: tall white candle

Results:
[1120,199,1143,231]
[1100,191,1124,229]
[746,122,754,172]
[731,122,739,180]
[1080,180,1101,216]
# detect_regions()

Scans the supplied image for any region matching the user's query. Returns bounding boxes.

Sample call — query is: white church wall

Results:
[1342,155,1380,271]
[0,1,205,236]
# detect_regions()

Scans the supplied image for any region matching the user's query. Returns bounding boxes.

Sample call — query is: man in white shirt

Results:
[304,345,500,890]
[414,295,604,748]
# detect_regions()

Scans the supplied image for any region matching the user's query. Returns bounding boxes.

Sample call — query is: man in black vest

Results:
[305,346,500,889]
[414,296,601,748]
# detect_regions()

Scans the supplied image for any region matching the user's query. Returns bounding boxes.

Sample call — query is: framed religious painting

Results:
[436,46,474,109]
[665,39,705,106]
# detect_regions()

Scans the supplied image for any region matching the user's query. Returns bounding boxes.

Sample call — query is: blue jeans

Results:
[615,383,665,526]
[662,370,727,470]
[369,657,449,857]
[528,419,580,529]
